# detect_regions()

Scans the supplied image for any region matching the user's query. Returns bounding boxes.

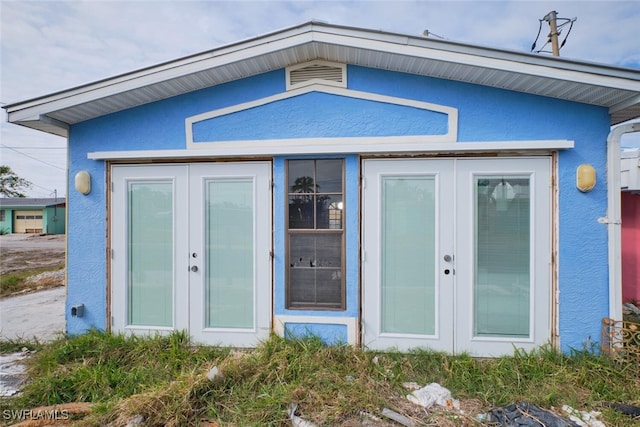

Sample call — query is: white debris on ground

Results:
[562,404,606,427]
[0,350,29,397]
[288,403,317,427]
[406,382,460,410]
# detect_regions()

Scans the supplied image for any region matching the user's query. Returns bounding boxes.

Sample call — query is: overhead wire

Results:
[530,14,577,55]
[2,146,66,149]
[1,144,65,170]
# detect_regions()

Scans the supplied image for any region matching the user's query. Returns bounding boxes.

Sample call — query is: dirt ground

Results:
[0,233,65,276]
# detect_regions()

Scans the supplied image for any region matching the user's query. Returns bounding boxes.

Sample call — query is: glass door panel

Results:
[205,179,254,329]
[474,175,530,337]
[128,181,174,327]
[381,176,436,335]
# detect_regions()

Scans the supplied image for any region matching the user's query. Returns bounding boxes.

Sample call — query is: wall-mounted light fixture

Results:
[75,171,91,195]
[576,164,596,192]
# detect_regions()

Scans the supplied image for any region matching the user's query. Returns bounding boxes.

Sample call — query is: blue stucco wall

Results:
[192,91,448,141]
[66,64,610,353]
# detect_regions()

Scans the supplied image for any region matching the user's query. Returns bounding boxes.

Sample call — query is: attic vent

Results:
[286,61,347,90]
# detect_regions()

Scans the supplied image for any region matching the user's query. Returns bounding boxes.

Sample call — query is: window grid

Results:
[286,159,345,310]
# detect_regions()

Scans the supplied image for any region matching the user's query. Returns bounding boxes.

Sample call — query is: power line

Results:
[531,11,577,56]
[2,146,66,149]
[0,144,66,170]
[31,181,60,194]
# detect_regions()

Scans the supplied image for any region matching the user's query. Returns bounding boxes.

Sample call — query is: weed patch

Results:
[0,265,65,297]
[1,332,638,426]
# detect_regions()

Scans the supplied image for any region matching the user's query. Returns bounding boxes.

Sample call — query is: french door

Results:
[362,158,551,356]
[111,162,272,347]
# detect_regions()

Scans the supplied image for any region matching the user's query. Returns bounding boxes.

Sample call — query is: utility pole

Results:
[543,10,560,56]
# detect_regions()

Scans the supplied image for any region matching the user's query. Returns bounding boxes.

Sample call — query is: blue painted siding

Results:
[66,64,610,353]
[192,92,448,142]
[284,322,348,345]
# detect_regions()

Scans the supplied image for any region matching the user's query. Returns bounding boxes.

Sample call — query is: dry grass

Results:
[0,266,65,297]
[1,331,639,426]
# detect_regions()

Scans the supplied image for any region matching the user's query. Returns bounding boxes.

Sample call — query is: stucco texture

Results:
[66,65,610,353]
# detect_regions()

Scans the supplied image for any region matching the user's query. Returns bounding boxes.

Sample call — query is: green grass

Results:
[0,337,42,353]
[0,264,65,297]
[1,331,638,426]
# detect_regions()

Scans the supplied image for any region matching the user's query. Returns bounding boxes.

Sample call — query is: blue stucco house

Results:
[5,22,640,356]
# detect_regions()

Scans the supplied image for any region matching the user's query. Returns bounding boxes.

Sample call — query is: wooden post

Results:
[544,10,560,56]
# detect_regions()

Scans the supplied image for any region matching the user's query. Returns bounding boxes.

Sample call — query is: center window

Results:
[287,159,345,309]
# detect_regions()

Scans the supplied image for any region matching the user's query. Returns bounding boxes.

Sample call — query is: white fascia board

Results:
[8,25,640,124]
[6,26,316,113]
[88,140,573,160]
[312,32,640,92]
[5,32,316,123]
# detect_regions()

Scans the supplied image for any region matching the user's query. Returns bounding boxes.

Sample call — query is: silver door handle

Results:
[190,265,198,272]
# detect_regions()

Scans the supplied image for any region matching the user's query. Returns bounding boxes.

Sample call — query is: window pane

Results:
[288,160,316,193]
[206,179,254,329]
[289,233,342,307]
[316,159,343,193]
[288,195,315,229]
[474,176,530,337]
[381,176,436,335]
[317,195,343,229]
[128,182,173,327]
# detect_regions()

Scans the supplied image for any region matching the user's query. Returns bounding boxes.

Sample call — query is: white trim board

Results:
[88,140,574,160]
[185,84,459,146]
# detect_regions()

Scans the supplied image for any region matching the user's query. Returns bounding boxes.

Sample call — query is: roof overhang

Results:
[4,20,640,137]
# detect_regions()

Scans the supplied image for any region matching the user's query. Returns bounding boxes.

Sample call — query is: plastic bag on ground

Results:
[406,382,460,410]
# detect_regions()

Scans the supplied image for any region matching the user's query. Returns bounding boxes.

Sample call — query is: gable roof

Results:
[0,197,66,208]
[4,20,640,137]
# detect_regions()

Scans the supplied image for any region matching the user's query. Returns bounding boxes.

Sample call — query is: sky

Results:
[1,0,639,198]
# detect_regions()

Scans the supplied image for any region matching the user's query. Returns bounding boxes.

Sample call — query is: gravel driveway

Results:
[1,233,66,341]
[0,286,66,342]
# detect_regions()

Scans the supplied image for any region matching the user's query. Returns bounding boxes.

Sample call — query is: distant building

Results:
[0,198,65,234]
